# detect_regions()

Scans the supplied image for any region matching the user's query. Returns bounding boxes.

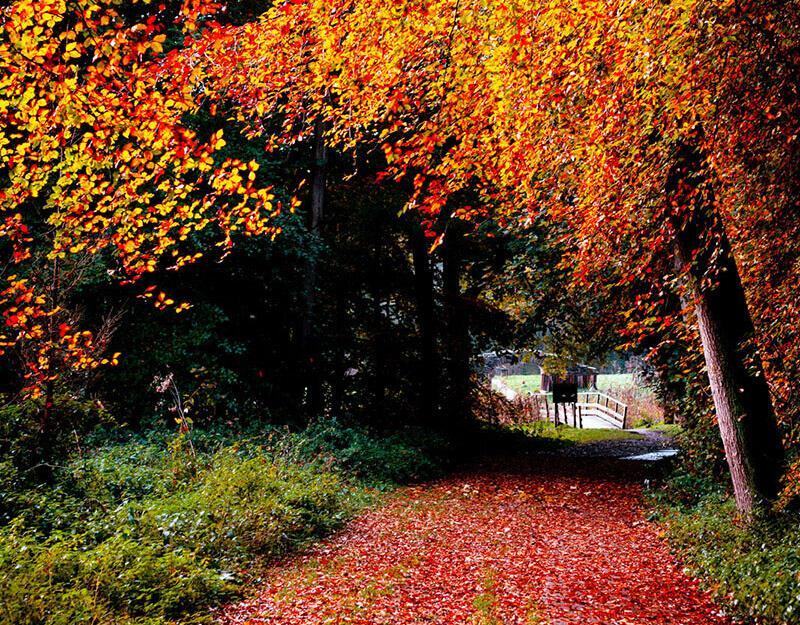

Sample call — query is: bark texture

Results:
[667,141,784,516]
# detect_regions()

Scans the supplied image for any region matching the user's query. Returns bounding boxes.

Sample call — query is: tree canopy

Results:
[2,0,800,513]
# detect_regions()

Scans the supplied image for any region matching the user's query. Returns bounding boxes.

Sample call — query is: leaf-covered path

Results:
[219,450,731,625]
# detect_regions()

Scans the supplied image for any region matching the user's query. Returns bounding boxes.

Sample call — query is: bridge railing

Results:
[576,391,629,429]
[518,390,630,429]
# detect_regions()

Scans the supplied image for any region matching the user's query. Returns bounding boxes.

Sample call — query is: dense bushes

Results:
[0,528,229,625]
[0,396,112,476]
[298,418,448,486]
[0,421,448,625]
[653,473,800,625]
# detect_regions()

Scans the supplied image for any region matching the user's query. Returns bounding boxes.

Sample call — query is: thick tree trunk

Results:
[409,226,438,423]
[369,242,387,419]
[298,117,327,418]
[330,275,347,417]
[442,227,472,427]
[667,142,784,517]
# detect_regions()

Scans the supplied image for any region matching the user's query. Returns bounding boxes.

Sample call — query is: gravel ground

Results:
[554,428,677,458]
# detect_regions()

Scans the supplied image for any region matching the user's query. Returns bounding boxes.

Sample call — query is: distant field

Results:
[595,373,635,390]
[501,374,542,394]
[498,373,636,395]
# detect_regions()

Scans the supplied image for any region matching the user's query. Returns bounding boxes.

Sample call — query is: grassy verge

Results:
[650,473,800,625]
[499,373,638,396]
[646,423,682,436]
[523,422,643,444]
[0,420,448,625]
[497,421,644,447]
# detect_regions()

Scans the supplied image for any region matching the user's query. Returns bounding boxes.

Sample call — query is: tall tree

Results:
[667,140,784,513]
[171,0,794,513]
[409,224,438,423]
[0,0,277,398]
[297,117,327,416]
[5,0,800,513]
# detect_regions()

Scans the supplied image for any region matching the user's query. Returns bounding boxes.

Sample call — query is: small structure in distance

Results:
[540,363,598,393]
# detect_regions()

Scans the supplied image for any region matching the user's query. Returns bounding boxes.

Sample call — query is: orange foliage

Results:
[171,0,800,489]
[3,1,800,495]
[0,0,278,393]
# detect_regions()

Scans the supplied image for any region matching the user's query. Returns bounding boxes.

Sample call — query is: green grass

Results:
[0,420,449,625]
[518,422,643,444]
[646,423,682,436]
[595,373,635,390]
[496,373,637,396]
[651,480,800,625]
[500,374,542,394]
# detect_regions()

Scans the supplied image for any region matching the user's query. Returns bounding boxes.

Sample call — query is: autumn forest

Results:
[1,1,800,624]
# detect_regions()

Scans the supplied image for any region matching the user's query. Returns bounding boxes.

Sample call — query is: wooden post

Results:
[622,405,628,430]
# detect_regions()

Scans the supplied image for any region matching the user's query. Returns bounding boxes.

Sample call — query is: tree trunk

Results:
[330,272,347,417]
[667,141,784,517]
[369,240,387,420]
[409,226,438,423]
[298,116,327,418]
[442,226,472,428]
[371,297,387,419]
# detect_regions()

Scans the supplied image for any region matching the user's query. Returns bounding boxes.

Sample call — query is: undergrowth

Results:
[516,422,643,445]
[0,418,449,625]
[651,470,800,625]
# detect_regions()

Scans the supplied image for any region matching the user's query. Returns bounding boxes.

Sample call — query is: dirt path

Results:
[219,442,730,625]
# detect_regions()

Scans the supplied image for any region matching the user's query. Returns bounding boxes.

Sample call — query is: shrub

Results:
[0,523,228,625]
[133,450,360,564]
[661,497,800,625]
[0,422,446,624]
[675,412,728,483]
[0,439,356,624]
[297,418,449,486]
[650,469,724,510]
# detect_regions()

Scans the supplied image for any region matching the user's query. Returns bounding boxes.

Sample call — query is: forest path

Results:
[218,444,730,625]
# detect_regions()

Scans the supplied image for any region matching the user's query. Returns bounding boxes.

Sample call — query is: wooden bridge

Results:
[490,378,630,429]
[575,391,628,429]
[540,391,629,429]
[531,391,628,430]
